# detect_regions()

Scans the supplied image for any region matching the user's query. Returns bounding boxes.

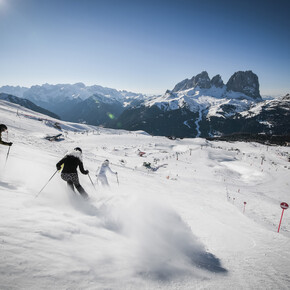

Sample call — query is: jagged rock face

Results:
[194,71,211,89]
[172,79,191,92]
[211,75,224,88]
[172,71,211,92]
[226,71,261,100]
[171,71,261,98]
[282,94,290,100]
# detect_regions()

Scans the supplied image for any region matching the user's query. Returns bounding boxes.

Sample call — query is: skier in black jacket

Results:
[0,124,13,147]
[56,147,89,198]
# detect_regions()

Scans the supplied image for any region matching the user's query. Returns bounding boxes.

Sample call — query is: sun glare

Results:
[0,0,9,12]
[0,0,8,7]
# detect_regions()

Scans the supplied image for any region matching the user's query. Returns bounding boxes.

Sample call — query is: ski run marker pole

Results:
[116,173,119,185]
[278,202,289,233]
[243,202,247,214]
[35,170,58,198]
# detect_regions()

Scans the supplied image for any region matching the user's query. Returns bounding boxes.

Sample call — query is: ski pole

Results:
[35,170,58,198]
[116,173,119,186]
[4,146,11,168]
[88,173,97,192]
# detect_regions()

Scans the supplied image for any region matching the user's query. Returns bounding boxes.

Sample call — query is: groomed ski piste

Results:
[0,99,290,290]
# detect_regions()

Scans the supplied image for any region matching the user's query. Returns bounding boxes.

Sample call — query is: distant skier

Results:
[143,162,152,169]
[143,161,167,171]
[56,147,89,199]
[0,124,13,147]
[96,159,117,186]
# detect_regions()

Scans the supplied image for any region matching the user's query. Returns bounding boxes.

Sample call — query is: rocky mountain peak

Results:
[211,74,224,88]
[171,71,211,92]
[226,70,261,100]
[193,71,211,89]
[172,78,191,93]
[170,70,262,99]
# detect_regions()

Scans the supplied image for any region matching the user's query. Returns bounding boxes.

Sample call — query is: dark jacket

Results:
[56,155,88,175]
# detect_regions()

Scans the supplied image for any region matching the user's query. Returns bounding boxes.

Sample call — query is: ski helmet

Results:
[0,124,7,132]
[74,147,82,153]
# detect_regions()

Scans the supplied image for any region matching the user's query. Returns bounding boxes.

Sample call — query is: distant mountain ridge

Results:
[0,93,60,119]
[0,83,146,101]
[1,71,289,138]
[0,83,147,122]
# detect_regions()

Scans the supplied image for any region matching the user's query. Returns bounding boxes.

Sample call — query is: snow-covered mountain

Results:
[0,100,290,289]
[0,85,29,98]
[0,93,60,119]
[1,72,289,138]
[144,71,260,118]
[0,83,147,121]
[0,83,146,103]
[112,71,289,137]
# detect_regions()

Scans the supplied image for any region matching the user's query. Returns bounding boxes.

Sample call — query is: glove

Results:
[56,165,61,170]
[8,142,13,146]
[85,170,89,175]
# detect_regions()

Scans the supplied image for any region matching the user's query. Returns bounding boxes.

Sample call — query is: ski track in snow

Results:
[195,107,202,137]
[0,100,290,289]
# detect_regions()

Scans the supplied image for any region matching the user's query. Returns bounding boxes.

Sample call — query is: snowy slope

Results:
[0,100,290,289]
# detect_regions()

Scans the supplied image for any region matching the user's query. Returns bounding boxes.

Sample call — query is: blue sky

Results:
[0,0,289,95]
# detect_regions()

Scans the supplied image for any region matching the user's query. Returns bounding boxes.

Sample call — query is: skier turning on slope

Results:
[96,159,117,187]
[56,147,89,199]
[0,124,13,147]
